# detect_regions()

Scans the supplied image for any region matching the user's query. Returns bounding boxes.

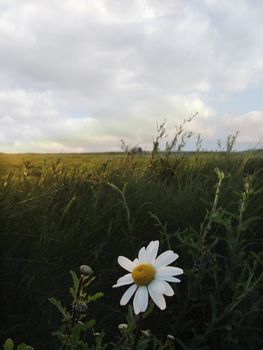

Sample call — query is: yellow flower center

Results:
[132,263,155,286]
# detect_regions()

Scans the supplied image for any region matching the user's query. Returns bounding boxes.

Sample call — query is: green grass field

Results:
[0,151,262,349]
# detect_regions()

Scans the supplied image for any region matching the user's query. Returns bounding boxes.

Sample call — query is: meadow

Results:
[0,150,262,349]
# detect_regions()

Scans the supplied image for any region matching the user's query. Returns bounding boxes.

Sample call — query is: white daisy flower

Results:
[113,240,183,314]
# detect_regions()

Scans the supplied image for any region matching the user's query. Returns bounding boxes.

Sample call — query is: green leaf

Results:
[48,297,71,320]
[3,339,14,350]
[62,194,77,217]
[16,344,28,350]
[87,292,104,303]
[69,270,79,298]
[125,305,136,330]
[142,301,155,320]
[71,320,96,343]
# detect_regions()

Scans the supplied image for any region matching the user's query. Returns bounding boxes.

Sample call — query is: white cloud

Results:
[0,88,216,152]
[0,0,262,152]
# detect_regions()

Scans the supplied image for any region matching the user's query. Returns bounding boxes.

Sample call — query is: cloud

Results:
[0,0,262,152]
[222,111,263,147]
[0,88,214,152]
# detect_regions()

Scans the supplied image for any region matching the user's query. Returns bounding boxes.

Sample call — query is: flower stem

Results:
[132,313,143,350]
[71,275,84,327]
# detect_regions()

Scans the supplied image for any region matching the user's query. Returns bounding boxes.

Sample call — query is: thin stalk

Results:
[132,313,143,350]
[71,275,84,327]
[237,176,252,239]
[201,168,224,245]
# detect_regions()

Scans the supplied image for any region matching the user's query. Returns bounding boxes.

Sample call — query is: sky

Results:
[0,0,262,153]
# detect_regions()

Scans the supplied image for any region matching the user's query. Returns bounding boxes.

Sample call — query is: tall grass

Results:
[0,152,262,349]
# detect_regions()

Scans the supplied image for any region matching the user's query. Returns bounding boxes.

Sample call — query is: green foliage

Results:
[16,345,28,350]
[2,339,30,350]
[48,297,71,321]
[0,151,263,349]
[111,306,174,350]
[3,339,14,350]
[49,270,103,349]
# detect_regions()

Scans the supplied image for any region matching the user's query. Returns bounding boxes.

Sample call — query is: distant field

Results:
[1,150,262,176]
[0,152,140,178]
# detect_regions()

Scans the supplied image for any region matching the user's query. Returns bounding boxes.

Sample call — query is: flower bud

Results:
[75,302,88,314]
[80,265,93,275]
[118,323,128,331]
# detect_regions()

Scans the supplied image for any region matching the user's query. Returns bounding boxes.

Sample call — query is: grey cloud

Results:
[2,0,262,94]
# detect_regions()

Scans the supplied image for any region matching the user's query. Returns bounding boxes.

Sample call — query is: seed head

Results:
[80,265,93,275]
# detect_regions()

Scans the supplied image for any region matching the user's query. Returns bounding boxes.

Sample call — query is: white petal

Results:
[156,266,183,278]
[138,247,146,261]
[148,279,166,294]
[120,284,137,305]
[154,251,179,268]
[113,281,133,288]
[118,256,135,272]
[158,276,181,283]
[116,273,133,285]
[148,287,166,310]
[146,241,159,263]
[134,286,148,313]
[146,241,154,250]
[141,241,153,261]
[133,288,141,314]
[162,281,174,296]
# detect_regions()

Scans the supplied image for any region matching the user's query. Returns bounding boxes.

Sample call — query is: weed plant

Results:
[0,149,262,349]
